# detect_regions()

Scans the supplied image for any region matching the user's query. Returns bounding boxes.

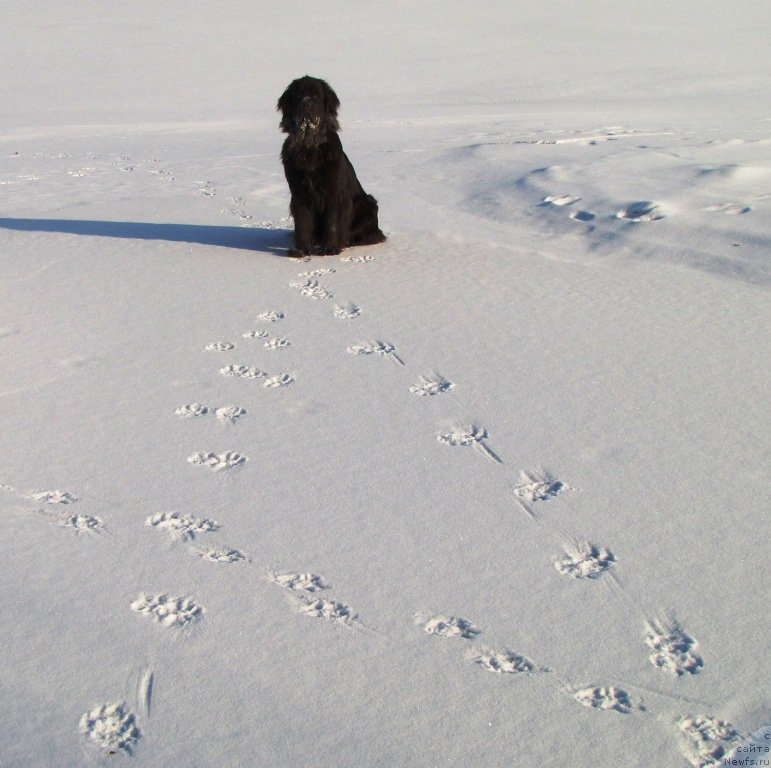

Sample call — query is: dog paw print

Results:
[334,303,361,320]
[572,686,639,714]
[80,702,140,755]
[256,310,285,322]
[243,329,269,339]
[645,618,704,676]
[340,253,374,264]
[145,511,219,541]
[422,615,481,640]
[204,341,236,352]
[554,542,615,579]
[196,546,247,563]
[469,648,539,674]
[679,715,741,767]
[131,593,204,628]
[409,374,454,397]
[57,512,103,534]
[347,340,405,366]
[220,364,267,379]
[297,268,336,278]
[263,373,295,388]
[616,201,665,221]
[437,425,501,464]
[513,472,565,503]
[297,596,357,625]
[270,571,330,592]
[290,279,334,300]
[264,337,290,350]
[214,406,246,423]
[31,490,77,505]
[187,452,248,471]
[175,403,210,418]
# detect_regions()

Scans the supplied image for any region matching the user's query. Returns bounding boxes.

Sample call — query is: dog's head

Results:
[277,76,340,145]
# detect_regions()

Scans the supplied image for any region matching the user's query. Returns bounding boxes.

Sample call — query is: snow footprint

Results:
[437,425,501,464]
[409,373,454,397]
[572,686,640,714]
[131,593,204,628]
[145,511,219,541]
[290,278,334,301]
[56,512,103,534]
[554,541,615,579]
[296,596,358,626]
[80,702,140,756]
[421,615,481,640]
[616,201,665,221]
[195,546,247,563]
[187,452,248,471]
[468,648,541,674]
[678,714,741,767]
[645,618,704,676]
[347,340,404,366]
[269,571,330,592]
[334,303,361,320]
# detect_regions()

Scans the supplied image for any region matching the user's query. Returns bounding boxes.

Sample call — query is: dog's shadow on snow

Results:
[0,217,292,256]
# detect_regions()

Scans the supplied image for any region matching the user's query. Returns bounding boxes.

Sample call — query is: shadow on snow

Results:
[0,217,291,256]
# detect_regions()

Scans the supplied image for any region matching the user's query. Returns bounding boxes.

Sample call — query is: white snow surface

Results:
[1,2,769,766]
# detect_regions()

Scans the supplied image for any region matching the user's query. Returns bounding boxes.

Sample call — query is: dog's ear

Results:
[276,84,294,132]
[319,79,341,131]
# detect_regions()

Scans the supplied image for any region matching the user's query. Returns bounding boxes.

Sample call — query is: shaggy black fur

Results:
[277,76,386,257]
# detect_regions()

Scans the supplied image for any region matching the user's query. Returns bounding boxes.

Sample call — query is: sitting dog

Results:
[277,76,386,257]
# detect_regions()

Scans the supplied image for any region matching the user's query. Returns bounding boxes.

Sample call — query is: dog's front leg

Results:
[289,198,314,257]
[320,208,341,255]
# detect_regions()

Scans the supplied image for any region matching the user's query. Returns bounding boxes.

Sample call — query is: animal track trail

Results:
[56,511,103,534]
[347,340,404,366]
[512,471,568,518]
[704,202,752,215]
[437,425,502,464]
[195,180,217,197]
[469,648,542,675]
[195,545,247,563]
[175,404,246,423]
[554,541,616,579]
[187,451,248,471]
[220,364,267,380]
[80,702,141,756]
[175,403,209,418]
[269,571,330,592]
[263,336,290,350]
[572,685,641,714]
[678,715,741,767]
[145,511,219,541]
[645,618,704,676]
[421,615,481,640]
[409,373,454,397]
[296,595,359,626]
[204,341,236,352]
[263,373,295,388]
[616,200,665,221]
[131,593,204,628]
[334,303,361,320]
[541,194,581,207]
[290,278,334,301]
[214,405,247,423]
[256,310,285,323]
[30,489,77,505]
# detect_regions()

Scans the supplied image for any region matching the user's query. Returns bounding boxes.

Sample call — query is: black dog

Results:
[277,76,386,257]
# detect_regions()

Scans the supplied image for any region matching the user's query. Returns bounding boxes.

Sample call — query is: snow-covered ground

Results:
[1,3,769,766]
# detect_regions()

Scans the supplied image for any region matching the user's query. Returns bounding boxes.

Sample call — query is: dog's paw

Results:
[321,246,342,256]
[287,247,311,258]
